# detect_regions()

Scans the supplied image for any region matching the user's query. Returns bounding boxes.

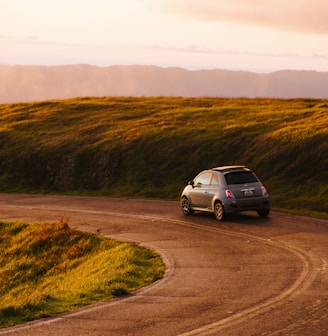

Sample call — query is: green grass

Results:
[0,97,327,218]
[0,220,165,328]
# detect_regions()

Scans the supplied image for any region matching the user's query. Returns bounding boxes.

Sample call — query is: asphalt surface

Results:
[0,194,327,336]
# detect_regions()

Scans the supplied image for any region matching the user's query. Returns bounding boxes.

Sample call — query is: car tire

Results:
[181,198,194,216]
[257,209,270,218]
[214,202,225,221]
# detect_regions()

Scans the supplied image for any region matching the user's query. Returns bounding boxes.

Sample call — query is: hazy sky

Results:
[1,0,328,72]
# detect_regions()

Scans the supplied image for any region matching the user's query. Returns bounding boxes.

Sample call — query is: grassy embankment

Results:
[0,97,327,218]
[0,220,165,328]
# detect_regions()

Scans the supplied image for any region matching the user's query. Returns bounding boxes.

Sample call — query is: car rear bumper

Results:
[224,197,270,213]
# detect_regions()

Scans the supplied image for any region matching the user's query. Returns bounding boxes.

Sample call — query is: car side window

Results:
[194,172,211,186]
[211,174,219,185]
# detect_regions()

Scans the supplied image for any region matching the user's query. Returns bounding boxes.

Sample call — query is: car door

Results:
[189,172,212,208]
[202,173,220,211]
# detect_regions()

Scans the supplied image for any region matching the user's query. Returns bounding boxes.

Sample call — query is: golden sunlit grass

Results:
[0,97,327,217]
[0,220,165,328]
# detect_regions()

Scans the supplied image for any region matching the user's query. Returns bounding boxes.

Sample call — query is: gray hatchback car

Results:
[180,166,270,221]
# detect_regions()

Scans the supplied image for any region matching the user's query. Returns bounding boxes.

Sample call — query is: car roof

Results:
[211,165,251,172]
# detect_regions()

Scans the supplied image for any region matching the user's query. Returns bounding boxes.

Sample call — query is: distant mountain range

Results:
[1,64,328,103]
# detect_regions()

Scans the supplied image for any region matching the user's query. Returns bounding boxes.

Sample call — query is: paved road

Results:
[0,194,327,335]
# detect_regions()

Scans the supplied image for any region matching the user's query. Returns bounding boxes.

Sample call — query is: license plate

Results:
[243,189,254,196]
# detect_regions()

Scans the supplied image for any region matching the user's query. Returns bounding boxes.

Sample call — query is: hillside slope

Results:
[0,97,327,217]
[1,65,328,103]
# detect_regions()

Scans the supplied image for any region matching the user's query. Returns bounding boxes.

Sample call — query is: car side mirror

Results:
[188,181,195,188]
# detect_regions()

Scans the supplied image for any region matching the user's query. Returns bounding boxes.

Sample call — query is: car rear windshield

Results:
[224,171,259,185]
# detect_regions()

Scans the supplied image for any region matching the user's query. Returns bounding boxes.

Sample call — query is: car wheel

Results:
[257,209,270,218]
[181,198,194,216]
[214,202,225,221]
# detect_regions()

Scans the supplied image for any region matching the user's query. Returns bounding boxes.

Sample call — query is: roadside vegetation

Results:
[0,219,165,328]
[0,96,327,218]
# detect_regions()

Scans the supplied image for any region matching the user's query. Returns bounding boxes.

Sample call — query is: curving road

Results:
[0,194,327,335]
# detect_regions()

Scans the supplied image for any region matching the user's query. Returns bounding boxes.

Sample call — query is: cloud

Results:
[153,0,328,34]
[0,34,41,43]
[143,44,302,60]
[312,53,328,60]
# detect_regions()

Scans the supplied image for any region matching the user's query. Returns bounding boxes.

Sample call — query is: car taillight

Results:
[261,186,268,196]
[225,190,235,198]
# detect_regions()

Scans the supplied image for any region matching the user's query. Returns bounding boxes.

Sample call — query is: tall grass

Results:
[0,97,327,217]
[0,220,165,328]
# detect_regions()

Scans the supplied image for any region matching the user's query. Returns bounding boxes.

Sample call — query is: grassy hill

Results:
[0,219,165,328]
[0,97,327,218]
